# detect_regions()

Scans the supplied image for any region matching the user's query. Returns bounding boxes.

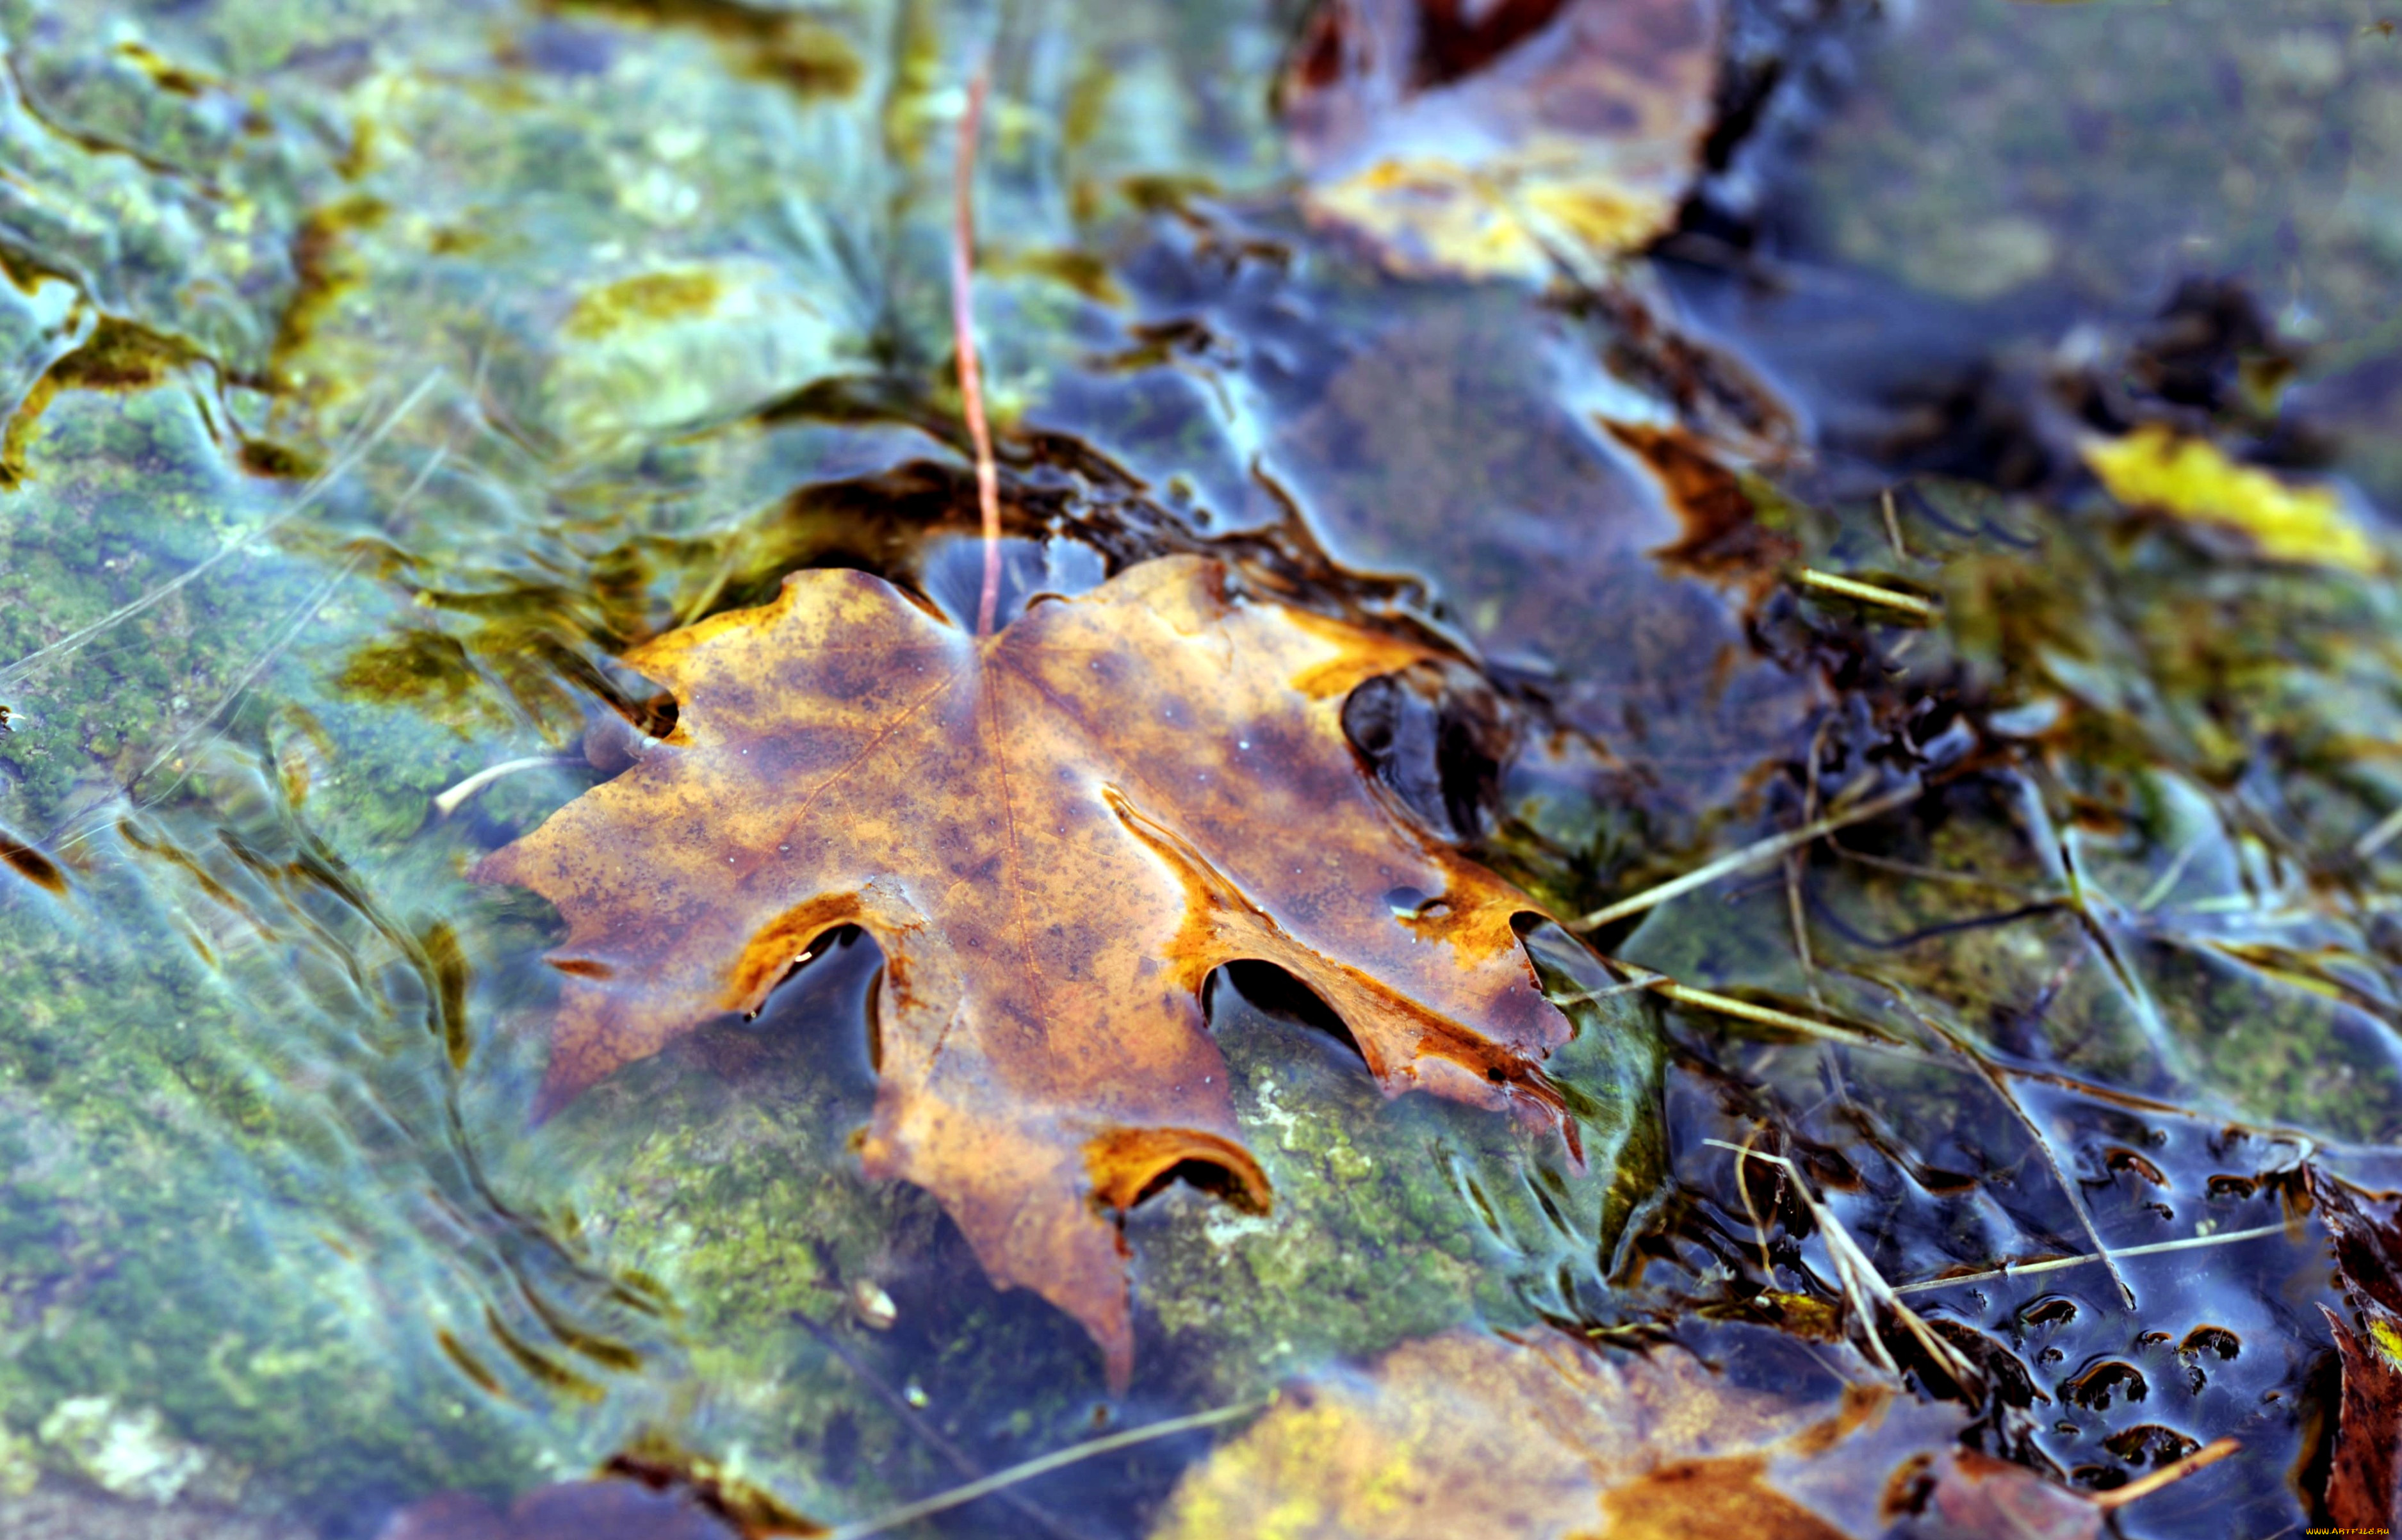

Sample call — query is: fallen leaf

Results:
[477,555,1573,1383]
[2310,1170,2402,1529]
[2082,425,2377,572]
[2321,1303,2402,1532]
[1281,0,1722,279]
[1149,1327,2101,1540]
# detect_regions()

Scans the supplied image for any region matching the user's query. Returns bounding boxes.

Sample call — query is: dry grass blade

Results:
[1793,568,1941,622]
[2089,1436,2241,1509]
[1545,965,1902,1050]
[1575,781,1924,930]
[1654,980,1899,1047]
[2356,800,2402,861]
[1704,1139,1981,1395]
[1888,1220,2298,1297]
[821,1397,1267,1540]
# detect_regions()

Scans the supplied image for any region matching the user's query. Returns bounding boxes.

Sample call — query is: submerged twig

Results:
[1735,1126,1777,1276]
[1574,781,1925,930]
[1879,487,1909,561]
[1780,816,1822,1003]
[821,1397,1268,1540]
[1789,729,1827,1012]
[1887,1220,2296,1297]
[949,68,1002,639]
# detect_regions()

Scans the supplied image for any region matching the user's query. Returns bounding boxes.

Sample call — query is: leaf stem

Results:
[949,69,1002,638]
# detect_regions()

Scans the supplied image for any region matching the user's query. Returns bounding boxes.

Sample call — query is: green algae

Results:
[0,0,2392,1530]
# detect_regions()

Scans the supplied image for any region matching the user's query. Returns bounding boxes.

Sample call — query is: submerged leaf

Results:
[2083,425,2376,572]
[1150,1328,2100,1539]
[2312,1172,2402,1529]
[1282,0,1721,279]
[2321,1302,2402,1532]
[477,555,1578,1382]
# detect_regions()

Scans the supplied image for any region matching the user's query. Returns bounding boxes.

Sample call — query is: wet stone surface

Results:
[0,0,2394,1535]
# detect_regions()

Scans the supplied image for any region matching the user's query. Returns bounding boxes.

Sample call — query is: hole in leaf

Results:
[1129,1157,1260,1212]
[1208,960,1369,1072]
[740,923,860,1019]
[733,925,883,1094]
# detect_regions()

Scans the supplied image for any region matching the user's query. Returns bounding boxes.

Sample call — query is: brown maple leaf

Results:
[477,555,1573,1383]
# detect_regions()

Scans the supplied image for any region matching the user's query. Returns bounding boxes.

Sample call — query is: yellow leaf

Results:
[2083,424,2376,572]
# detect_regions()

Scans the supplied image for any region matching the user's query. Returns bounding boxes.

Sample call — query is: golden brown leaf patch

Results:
[477,555,1573,1383]
[1282,0,1721,278]
[1151,1329,2101,1540]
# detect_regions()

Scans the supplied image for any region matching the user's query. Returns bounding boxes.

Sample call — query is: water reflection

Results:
[0,0,2394,1531]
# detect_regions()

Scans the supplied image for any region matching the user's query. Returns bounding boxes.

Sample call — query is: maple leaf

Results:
[477,555,1573,1383]
[1281,0,1722,279]
[1151,1328,2106,1540]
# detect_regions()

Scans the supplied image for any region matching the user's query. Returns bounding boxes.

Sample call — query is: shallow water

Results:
[0,0,2397,1534]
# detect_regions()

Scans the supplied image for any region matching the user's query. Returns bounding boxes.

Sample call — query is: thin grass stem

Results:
[1888,1221,2298,1297]
[1793,568,1941,622]
[1574,781,1925,930]
[822,1397,1268,1540]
